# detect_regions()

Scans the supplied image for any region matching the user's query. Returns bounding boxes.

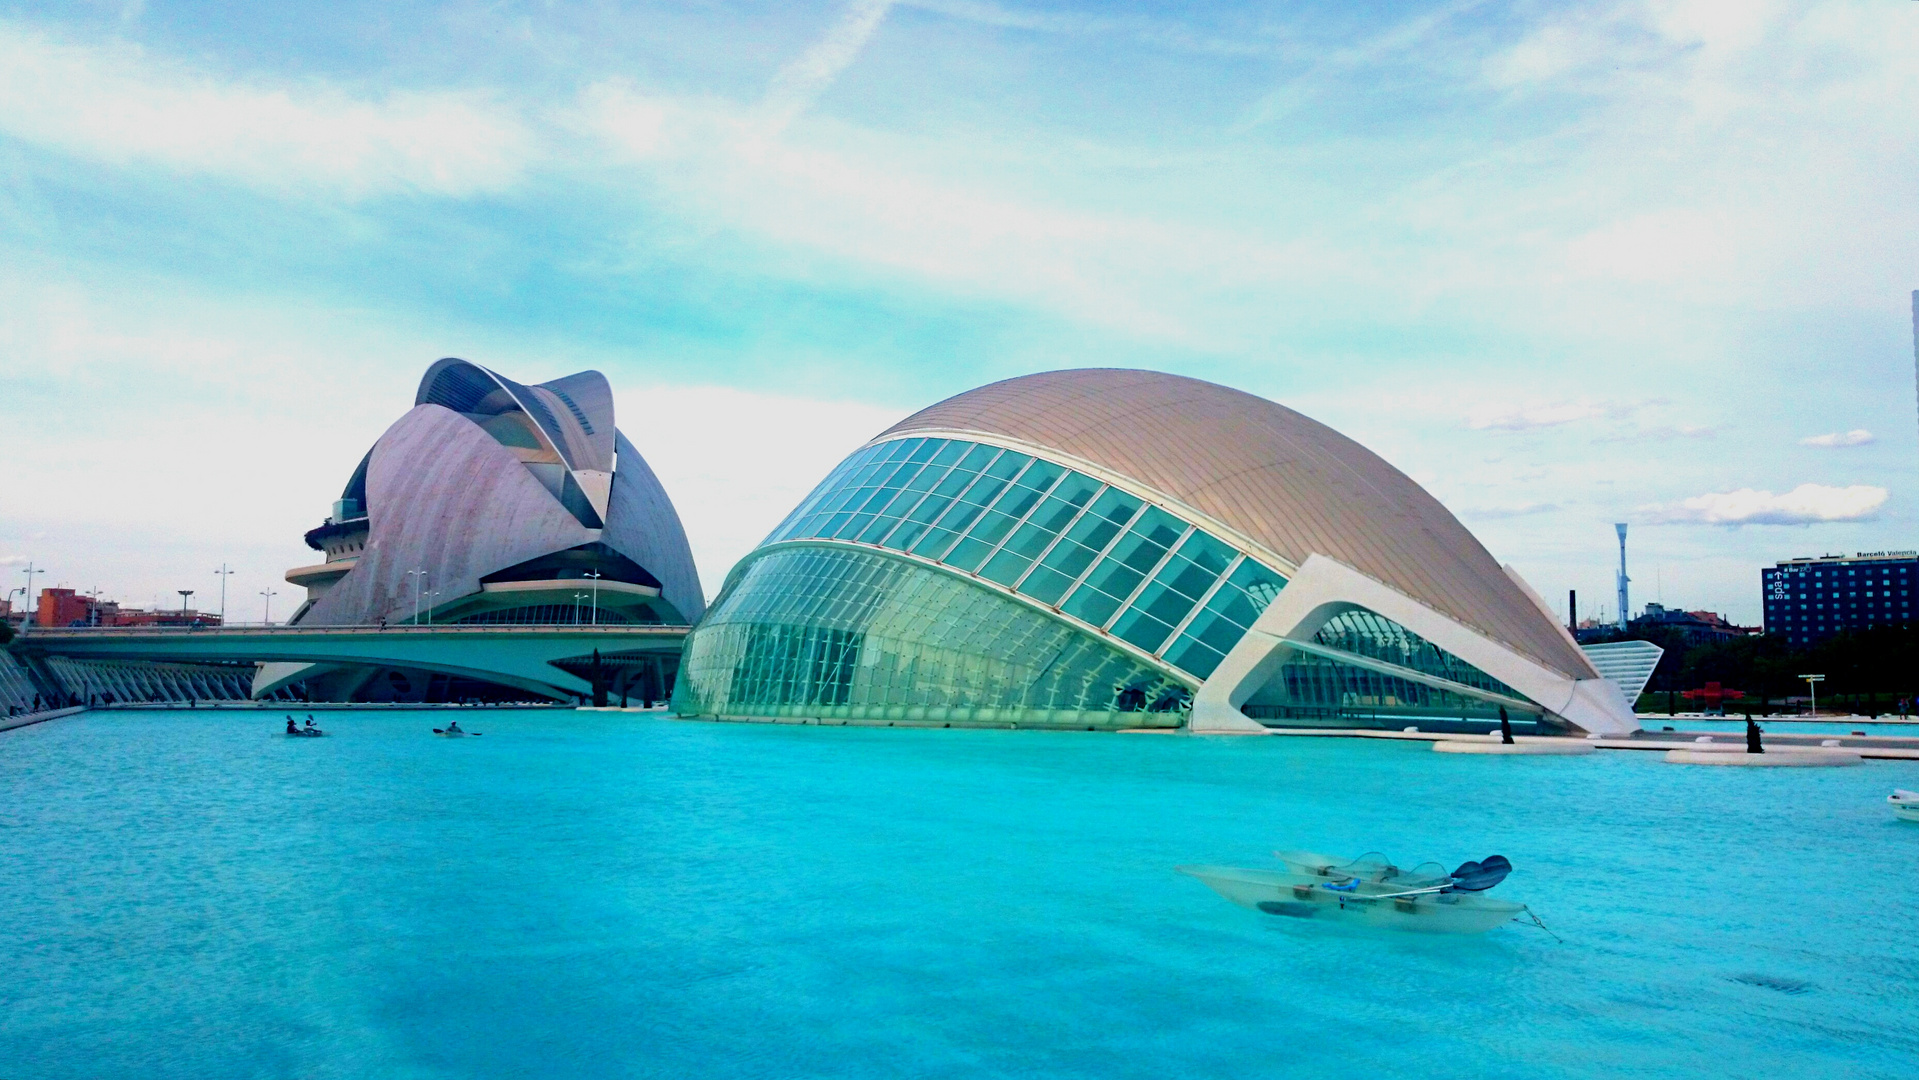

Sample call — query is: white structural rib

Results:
[1190,554,1641,736]
[1579,640,1664,705]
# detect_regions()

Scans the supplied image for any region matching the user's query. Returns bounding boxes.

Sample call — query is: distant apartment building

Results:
[32,588,221,629]
[35,588,94,628]
[1762,550,1917,648]
[1629,603,1753,645]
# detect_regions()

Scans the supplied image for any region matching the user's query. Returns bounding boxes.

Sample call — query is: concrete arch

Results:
[1190,555,1638,735]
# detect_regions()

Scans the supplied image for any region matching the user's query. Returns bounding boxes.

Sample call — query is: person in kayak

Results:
[304,716,318,730]
[286,717,299,734]
[446,719,463,734]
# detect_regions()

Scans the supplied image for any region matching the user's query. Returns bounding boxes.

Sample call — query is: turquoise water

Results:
[3,709,1917,1079]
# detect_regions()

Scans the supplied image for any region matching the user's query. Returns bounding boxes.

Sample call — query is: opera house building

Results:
[672,370,1637,735]
[265,358,704,701]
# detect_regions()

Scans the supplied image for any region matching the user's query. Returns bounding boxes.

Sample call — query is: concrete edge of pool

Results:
[11,704,1919,761]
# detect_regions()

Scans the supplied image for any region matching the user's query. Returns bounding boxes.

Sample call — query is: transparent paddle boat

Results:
[1178,850,1531,935]
[1891,790,1919,822]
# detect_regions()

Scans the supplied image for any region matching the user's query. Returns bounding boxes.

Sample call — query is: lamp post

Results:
[260,589,278,626]
[214,564,234,624]
[1798,673,1825,718]
[423,589,441,625]
[18,563,43,638]
[573,591,586,625]
[177,590,194,620]
[586,570,601,625]
[407,569,426,625]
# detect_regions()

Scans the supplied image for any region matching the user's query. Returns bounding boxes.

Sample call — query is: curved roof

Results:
[879,369,1593,680]
[294,360,703,627]
[417,358,614,473]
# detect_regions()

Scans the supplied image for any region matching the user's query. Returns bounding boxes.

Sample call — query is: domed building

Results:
[672,369,1636,734]
[266,358,703,701]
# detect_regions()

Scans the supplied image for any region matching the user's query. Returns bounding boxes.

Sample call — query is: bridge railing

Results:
[19,623,695,636]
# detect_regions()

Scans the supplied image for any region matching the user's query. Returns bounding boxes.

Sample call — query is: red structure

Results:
[35,588,92,628]
[33,589,221,628]
[1680,681,1745,712]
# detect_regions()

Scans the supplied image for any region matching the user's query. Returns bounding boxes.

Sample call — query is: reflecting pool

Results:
[2,709,1916,1078]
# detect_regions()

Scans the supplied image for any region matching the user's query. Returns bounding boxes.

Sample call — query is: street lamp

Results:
[1798,673,1825,718]
[260,589,278,626]
[585,570,601,625]
[177,589,194,620]
[17,563,43,638]
[423,589,441,625]
[573,591,586,625]
[214,564,235,624]
[407,569,427,625]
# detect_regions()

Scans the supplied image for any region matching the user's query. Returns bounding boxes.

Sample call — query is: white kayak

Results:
[1891,790,1919,822]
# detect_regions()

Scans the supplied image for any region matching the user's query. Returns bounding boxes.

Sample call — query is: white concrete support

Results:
[1191,555,1640,736]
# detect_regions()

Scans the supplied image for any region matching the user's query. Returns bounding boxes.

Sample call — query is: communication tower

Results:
[1615,523,1630,631]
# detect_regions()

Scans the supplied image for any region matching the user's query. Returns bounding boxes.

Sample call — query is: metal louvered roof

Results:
[879,368,1596,680]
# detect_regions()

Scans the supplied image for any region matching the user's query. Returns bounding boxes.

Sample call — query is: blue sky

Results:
[1,0,1914,625]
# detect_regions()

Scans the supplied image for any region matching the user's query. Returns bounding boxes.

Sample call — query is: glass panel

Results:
[1238,645,1544,730]
[1110,607,1177,653]
[1060,584,1123,627]
[1028,489,1139,591]
[773,443,892,542]
[979,478,1099,588]
[883,454,986,551]
[926,439,965,467]
[672,546,1190,727]
[1312,609,1523,699]
[948,462,1069,575]
[1163,558,1288,676]
[910,466,1012,560]
[858,455,948,543]
[1162,636,1226,679]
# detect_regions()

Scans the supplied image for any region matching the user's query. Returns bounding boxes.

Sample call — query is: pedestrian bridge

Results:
[10,624,691,703]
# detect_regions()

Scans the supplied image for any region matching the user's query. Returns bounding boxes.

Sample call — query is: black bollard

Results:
[1745,712,1763,754]
[1499,706,1514,745]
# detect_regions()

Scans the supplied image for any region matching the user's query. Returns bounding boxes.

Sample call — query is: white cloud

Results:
[570,81,1302,346]
[1799,429,1874,447]
[1467,399,1618,431]
[0,21,531,198]
[761,0,898,136]
[1644,483,1888,525]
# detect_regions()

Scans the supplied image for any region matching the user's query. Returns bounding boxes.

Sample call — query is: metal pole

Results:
[408,569,424,625]
[1614,523,1630,631]
[18,563,43,639]
[1800,674,1824,717]
[214,564,234,623]
[260,589,277,625]
[177,590,194,619]
[587,571,601,625]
